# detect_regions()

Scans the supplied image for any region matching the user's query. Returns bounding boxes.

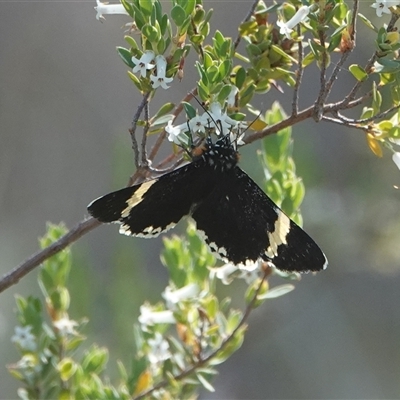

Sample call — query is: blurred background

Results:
[1,1,399,398]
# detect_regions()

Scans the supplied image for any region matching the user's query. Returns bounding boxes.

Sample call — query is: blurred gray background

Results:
[1,1,400,398]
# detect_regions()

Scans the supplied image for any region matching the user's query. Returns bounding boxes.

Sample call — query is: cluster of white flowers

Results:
[131,51,173,90]
[211,259,264,285]
[277,2,400,39]
[165,100,247,146]
[138,283,202,365]
[371,0,400,16]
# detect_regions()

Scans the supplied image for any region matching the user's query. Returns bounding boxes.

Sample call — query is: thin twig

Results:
[322,115,369,132]
[313,27,328,121]
[0,218,101,294]
[333,104,400,125]
[342,52,378,106]
[133,269,271,400]
[387,12,400,32]
[130,92,151,169]
[140,101,150,166]
[233,0,259,50]
[323,0,359,104]
[292,24,304,117]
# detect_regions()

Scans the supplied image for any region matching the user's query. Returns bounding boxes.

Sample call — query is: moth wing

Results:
[192,167,327,272]
[88,163,214,237]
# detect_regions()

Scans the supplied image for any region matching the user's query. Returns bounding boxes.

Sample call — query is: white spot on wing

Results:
[196,227,228,260]
[119,221,177,238]
[120,180,157,218]
[265,211,291,257]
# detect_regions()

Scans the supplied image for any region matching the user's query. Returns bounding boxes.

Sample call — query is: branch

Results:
[0,218,100,294]
[0,85,375,296]
[233,0,259,50]
[130,92,151,170]
[313,26,328,122]
[291,22,304,117]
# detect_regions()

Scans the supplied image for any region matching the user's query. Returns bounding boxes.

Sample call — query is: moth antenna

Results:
[192,96,223,139]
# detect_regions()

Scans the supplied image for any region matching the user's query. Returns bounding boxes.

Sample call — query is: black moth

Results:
[87,135,327,272]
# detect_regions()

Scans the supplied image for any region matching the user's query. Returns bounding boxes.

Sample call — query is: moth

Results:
[88,134,327,272]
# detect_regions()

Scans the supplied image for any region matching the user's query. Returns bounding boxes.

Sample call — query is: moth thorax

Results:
[204,144,238,172]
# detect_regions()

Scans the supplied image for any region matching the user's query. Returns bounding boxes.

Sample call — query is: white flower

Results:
[94,0,129,21]
[209,102,238,135]
[165,120,189,145]
[227,86,239,107]
[147,332,171,364]
[138,305,176,328]
[229,121,247,147]
[212,260,263,285]
[237,259,263,284]
[11,326,36,351]
[188,114,210,134]
[150,55,173,90]
[392,152,400,170]
[162,283,200,310]
[211,262,239,285]
[277,5,310,39]
[132,51,155,78]
[53,317,78,335]
[371,1,399,17]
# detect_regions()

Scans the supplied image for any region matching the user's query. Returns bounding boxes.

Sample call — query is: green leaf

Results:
[257,284,295,300]
[372,81,382,114]
[217,84,233,104]
[182,101,197,119]
[218,59,232,81]
[132,3,146,30]
[360,107,374,120]
[117,47,134,68]
[374,58,400,74]
[238,83,255,107]
[138,0,153,16]
[262,102,291,170]
[58,358,77,381]
[152,103,175,121]
[49,287,70,312]
[239,20,258,36]
[349,64,368,82]
[197,373,215,392]
[234,66,246,89]
[197,82,209,102]
[358,12,377,31]
[151,115,175,130]
[127,71,144,92]
[81,346,109,375]
[302,51,315,67]
[142,24,160,43]
[121,0,134,17]
[171,5,186,27]
[207,65,219,83]
[270,44,298,64]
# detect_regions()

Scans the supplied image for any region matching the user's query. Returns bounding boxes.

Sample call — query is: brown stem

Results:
[292,24,304,117]
[130,92,151,170]
[233,0,259,50]
[0,218,100,294]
